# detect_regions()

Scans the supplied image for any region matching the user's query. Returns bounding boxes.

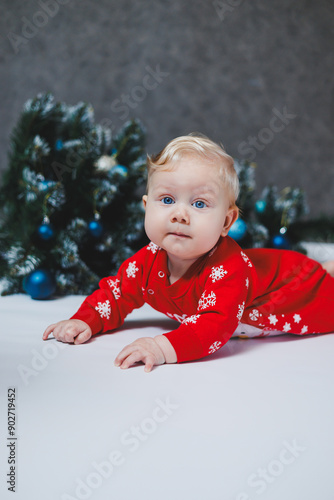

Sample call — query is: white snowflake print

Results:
[268,314,278,325]
[107,278,121,300]
[198,291,217,310]
[147,242,159,254]
[241,251,253,267]
[166,312,188,323]
[182,315,201,325]
[283,322,291,332]
[237,301,245,321]
[260,328,275,337]
[301,325,308,334]
[208,341,222,354]
[95,300,111,320]
[293,314,301,323]
[249,309,260,322]
[126,261,139,278]
[209,265,228,283]
[245,277,249,289]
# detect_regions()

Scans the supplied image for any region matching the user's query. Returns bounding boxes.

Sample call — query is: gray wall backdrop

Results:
[1,0,333,216]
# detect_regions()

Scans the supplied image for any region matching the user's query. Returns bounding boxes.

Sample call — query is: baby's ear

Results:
[221,207,239,237]
[142,195,148,209]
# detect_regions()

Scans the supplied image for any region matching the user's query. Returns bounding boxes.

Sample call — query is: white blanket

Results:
[1,294,333,500]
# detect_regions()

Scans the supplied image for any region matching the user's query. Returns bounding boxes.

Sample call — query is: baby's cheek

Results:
[144,220,156,242]
[145,212,163,239]
[196,225,220,245]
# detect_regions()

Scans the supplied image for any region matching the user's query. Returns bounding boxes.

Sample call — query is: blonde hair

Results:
[146,133,239,206]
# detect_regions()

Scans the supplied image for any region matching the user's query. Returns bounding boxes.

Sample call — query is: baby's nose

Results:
[171,205,189,224]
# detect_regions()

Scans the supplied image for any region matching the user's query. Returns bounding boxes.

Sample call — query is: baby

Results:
[43,134,334,371]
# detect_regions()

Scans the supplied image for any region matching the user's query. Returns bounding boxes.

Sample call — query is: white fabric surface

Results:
[1,294,334,500]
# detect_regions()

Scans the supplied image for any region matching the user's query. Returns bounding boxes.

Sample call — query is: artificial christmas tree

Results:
[229,159,309,251]
[0,93,147,297]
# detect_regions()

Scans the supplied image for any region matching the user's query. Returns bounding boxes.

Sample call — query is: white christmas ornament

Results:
[95,155,117,173]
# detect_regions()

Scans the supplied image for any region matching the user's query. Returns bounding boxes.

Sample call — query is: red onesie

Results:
[71,237,334,363]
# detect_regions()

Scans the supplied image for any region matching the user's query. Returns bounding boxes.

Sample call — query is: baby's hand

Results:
[114,337,166,372]
[42,319,92,345]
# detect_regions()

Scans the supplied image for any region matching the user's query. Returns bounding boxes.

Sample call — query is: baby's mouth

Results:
[169,232,191,238]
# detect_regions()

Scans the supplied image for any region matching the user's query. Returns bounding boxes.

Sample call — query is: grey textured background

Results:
[0,0,333,216]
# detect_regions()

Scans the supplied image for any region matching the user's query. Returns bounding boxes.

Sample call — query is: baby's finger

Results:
[114,345,135,366]
[119,350,145,370]
[42,324,56,340]
[50,326,73,343]
[73,329,91,345]
[144,354,156,372]
[62,326,80,343]
[144,357,155,373]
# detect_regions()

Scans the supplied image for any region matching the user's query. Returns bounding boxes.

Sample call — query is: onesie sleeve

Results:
[163,250,252,363]
[70,247,147,335]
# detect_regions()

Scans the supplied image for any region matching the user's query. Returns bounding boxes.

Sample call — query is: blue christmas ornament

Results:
[255,200,266,214]
[55,139,64,151]
[271,234,291,250]
[37,222,55,241]
[228,219,247,241]
[88,219,104,238]
[23,270,56,299]
[113,164,128,177]
[40,180,51,192]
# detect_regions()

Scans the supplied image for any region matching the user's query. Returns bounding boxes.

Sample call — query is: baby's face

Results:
[143,154,237,267]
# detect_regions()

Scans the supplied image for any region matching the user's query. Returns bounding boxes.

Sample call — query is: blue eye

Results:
[193,200,207,209]
[162,196,174,205]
